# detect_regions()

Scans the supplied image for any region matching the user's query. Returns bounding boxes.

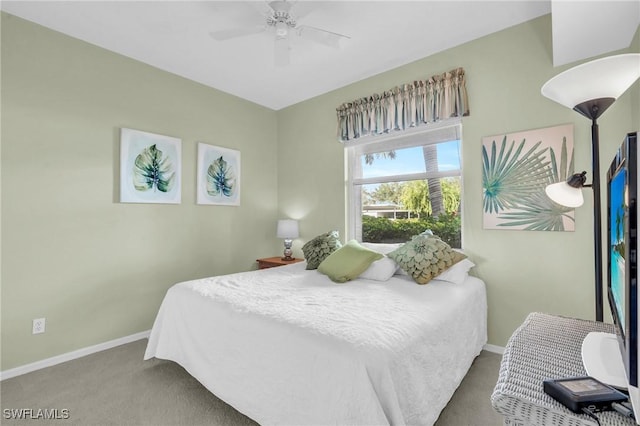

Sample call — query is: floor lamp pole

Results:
[591,118,604,322]
[574,99,609,322]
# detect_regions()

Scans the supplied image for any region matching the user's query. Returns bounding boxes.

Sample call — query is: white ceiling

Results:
[2,1,639,110]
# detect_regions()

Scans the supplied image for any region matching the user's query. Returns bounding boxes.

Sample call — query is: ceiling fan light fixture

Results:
[210,0,350,68]
[275,21,288,38]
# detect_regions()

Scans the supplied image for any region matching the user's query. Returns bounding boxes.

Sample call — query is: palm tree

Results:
[364,151,396,165]
[422,144,443,216]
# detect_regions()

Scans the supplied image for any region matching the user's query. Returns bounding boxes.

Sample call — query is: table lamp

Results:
[277,219,299,260]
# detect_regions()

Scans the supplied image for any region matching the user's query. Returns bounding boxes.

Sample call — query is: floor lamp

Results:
[542,53,640,322]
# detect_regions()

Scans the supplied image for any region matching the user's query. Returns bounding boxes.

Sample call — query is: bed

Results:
[144,259,487,425]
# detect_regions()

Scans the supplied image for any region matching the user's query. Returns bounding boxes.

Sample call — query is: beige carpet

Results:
[1,340,504,425]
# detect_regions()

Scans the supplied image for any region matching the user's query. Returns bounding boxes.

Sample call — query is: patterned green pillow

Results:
[388,234,466,284]
[302,230,342,270]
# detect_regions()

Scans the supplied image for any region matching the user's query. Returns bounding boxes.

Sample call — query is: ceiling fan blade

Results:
[297,25,350,49]
[209,26,266,41]
[249,0,275,17]
[289,1,314,21]
[274,36,290,67]
[269,0,294,14]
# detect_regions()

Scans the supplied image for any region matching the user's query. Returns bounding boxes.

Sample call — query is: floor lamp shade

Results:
[545,182,584,208]
[545,171,588,208]
[541,54,640,119]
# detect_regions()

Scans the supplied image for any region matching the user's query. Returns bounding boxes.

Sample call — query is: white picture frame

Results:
[197,143,241,206]
[120,128,181,204]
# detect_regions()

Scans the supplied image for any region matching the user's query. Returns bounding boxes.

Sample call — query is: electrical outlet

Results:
[32,318,45,334]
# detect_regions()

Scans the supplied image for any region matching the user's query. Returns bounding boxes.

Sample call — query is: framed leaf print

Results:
[120,128,181,204]
[482,123,575,231]
[197,143,241,206]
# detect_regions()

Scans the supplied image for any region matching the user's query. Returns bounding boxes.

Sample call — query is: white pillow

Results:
[433,258,476,285]
[360,242,404,255]
[361,242,410,276]
[358,256,398,281]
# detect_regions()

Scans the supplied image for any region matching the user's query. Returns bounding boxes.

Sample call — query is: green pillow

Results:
[318,240,383,283]
[388,234,466,284]
[302,230,342,270]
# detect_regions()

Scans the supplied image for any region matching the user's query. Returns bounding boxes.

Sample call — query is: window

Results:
[346,121,463,248]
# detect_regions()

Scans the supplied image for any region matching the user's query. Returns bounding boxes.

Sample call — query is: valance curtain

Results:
[336,67,469,143]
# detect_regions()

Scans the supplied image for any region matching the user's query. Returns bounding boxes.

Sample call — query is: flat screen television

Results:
[584,131,639,420]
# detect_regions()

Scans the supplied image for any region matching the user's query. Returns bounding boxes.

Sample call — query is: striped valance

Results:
[336,67,469,143]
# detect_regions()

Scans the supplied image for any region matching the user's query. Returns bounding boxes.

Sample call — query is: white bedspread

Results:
[144,262,487,426]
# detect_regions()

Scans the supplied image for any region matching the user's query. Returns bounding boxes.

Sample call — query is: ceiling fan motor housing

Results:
[267,2,296,37]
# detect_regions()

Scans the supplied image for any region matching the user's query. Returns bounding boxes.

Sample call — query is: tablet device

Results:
[543,376,628,413]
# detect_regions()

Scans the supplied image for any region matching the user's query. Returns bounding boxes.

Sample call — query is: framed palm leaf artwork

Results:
[120,128,181,204]
[197,143,241,206]
[482,123,575,231]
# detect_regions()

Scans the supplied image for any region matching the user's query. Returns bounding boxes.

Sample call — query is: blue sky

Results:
[362,140,461,178]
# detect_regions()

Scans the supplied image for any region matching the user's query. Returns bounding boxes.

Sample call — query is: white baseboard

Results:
[1,331,503,381]
[483,343,505,355]
[0,330,151,381]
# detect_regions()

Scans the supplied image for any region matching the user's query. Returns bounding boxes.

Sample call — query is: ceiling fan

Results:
[209,0,350,67]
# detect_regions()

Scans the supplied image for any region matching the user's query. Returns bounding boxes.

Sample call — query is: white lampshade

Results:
[545,181,584,208]
[276,219,299,239]
[541,53,640,111]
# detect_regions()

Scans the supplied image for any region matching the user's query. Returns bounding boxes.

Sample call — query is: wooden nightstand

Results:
[257,257,304,270]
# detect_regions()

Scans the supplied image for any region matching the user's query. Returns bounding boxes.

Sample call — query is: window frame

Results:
[345,119,463,244]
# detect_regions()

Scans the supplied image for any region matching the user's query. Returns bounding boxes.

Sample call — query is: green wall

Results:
[1,13,278,370]
[2,11,639,372]
[277,15,640,347]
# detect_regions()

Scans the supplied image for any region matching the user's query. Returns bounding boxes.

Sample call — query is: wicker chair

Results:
[491,312,636,426]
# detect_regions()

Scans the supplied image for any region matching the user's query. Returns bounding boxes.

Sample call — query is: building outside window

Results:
[346,122,463,248]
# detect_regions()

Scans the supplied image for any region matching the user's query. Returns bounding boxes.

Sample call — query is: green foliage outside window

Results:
[364,182,403,206]
[362,213,461,248]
